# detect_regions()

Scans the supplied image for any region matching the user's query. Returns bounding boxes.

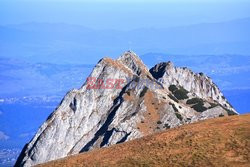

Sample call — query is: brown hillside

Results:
[37,114,250,167]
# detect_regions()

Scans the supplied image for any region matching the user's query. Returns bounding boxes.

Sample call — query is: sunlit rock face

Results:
[15,51,237,167]
[150,61,236,113]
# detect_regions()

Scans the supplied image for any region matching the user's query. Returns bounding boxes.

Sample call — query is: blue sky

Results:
[1,0,250,30]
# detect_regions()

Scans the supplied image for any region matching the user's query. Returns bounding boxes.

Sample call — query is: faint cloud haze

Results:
[0,131,9,140]
[1,0,250,30]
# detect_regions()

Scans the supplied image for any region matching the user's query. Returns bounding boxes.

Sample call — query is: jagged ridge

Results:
[15,51,237,167]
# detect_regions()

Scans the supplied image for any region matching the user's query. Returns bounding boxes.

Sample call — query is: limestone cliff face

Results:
[15,51,237,167]
[149,62,236,114]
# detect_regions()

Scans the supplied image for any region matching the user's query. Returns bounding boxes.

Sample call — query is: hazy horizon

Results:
[1,0,250,30]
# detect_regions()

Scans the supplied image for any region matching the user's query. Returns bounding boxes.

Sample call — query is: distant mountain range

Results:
[0,57,94,97]
[0,17,250,64]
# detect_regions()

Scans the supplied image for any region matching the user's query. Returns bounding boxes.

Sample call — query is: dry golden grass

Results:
[37,114,250,167]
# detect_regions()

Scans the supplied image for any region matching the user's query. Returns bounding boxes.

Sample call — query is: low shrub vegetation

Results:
[169,85,189,100]
[175,112,183,121]
[191,102,207,112]
[168,94,179,103]
[186,98,203,105]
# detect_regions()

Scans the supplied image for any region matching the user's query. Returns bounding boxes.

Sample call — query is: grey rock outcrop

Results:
[15,51,237,167]
[150,61,237,114]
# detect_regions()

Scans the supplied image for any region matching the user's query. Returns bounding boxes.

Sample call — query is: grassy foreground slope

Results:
[37,114,250,167]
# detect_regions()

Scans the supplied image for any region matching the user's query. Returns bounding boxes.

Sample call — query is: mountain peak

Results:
[118,51,152,77]
[95,57,134,76]
[15,52,237,167]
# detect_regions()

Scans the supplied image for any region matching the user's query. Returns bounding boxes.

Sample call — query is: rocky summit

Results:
[15,51,237,167]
